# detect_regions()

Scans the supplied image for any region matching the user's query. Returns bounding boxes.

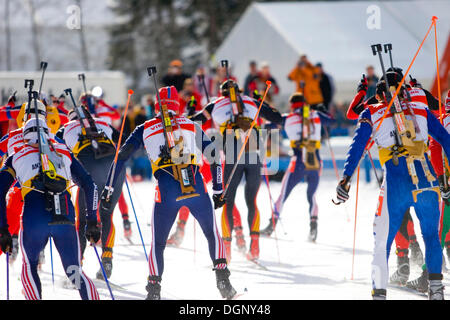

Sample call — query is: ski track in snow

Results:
[0,172,446,300]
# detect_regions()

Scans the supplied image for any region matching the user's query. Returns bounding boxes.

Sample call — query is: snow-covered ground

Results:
[0,170,446,300]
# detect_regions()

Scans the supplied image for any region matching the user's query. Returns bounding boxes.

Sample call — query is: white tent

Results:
[215,0,450,105]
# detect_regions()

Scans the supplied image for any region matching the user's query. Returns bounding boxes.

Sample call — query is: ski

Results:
[93,278,127,291]
[227,289,248,300]
[389,284,428,297]
[247,258,269,271]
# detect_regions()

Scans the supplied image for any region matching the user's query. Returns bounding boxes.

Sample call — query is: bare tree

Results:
[26,0,41,69]
[4,0,11,70]
[76,0,89,70]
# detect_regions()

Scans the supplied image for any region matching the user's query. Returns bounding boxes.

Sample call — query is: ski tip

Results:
[128,89,134,95]
[432,16,438,22]
[265,80,272,86]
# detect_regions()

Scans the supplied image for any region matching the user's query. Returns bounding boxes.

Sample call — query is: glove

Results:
[253,90,262,101]
[438,175,450,206]
[85,220,101,244]
[0,227,12,253]
[213,192,226,209]
[311,103,327,113]
[357,75,368,93]
[335,175,351,204]
[100,186,114,211]
[187,97,197,117]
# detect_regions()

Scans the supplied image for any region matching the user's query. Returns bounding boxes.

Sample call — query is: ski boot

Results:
[96,256,113,280]
[409,240,424,267]
[9,234,19,264]
[234,226,246,254]
[371,289,386,300]
[123,218,132,239]
[406,268,428,293]
[166,220,186,247]
[246,233,260,261]
[145,276,162,300]
[37,250,45,271]
[223,237,232,263]
[309,217,318,242]
[429,278,445,300]
[215,267,236,300]
[260,216,278,237]
[389,254,410,286]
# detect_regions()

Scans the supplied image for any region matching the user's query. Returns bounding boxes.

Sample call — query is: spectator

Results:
[178,78,203,116]
[162,59,191,92]
[134,105,148,127]
[365,65,379,100]
[211,62,238,97]
[244,61,258,96]
[316,62,334,110]
[248,61,279,103]
[142,94,155,119]
[287,55,323,107]
[193,64,213,104]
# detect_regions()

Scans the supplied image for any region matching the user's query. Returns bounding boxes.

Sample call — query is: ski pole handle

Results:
[221,60,230,79]
[383,43,392,53]
[384,43,394,69]
[78,73,87,93]
[147,66,163,105]
[39,61,48,95]
[64,88,78,109]
[371,43,382,56]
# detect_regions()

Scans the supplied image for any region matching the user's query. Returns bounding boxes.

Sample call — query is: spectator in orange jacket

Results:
[287,55,323,107]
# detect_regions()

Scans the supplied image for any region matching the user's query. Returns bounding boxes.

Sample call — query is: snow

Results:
[0,170,445,300]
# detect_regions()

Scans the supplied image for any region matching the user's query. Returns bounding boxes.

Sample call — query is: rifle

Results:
[147,66,199,201]
[25,82,69,224]
[372,43,437,199]
[221,60,243,118]
[64,88,115,159]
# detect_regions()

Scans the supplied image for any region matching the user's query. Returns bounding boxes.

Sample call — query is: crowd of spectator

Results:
[110,56,380,180]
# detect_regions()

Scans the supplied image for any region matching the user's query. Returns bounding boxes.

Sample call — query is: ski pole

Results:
[262,159,281,263]
[367,150,382,187]
[49,236,55,288]
[198,74,210,103]
[6,252,9,300]
[221,60,230,80]
[432,16,449,193]
[105,89,134,202]
[38,61,48,96]
[193,219,197,264]
[124,179,148,261]
[92,244,115,300]
[125,173,147,222]
[383,44,394,69]
[222,81,272,200]
[351,165,361,281]
[322,125,340,181]
[324,125,351,222]
[78,73,87,94]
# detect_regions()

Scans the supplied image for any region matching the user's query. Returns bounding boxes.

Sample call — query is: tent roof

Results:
[215,0,450,102]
